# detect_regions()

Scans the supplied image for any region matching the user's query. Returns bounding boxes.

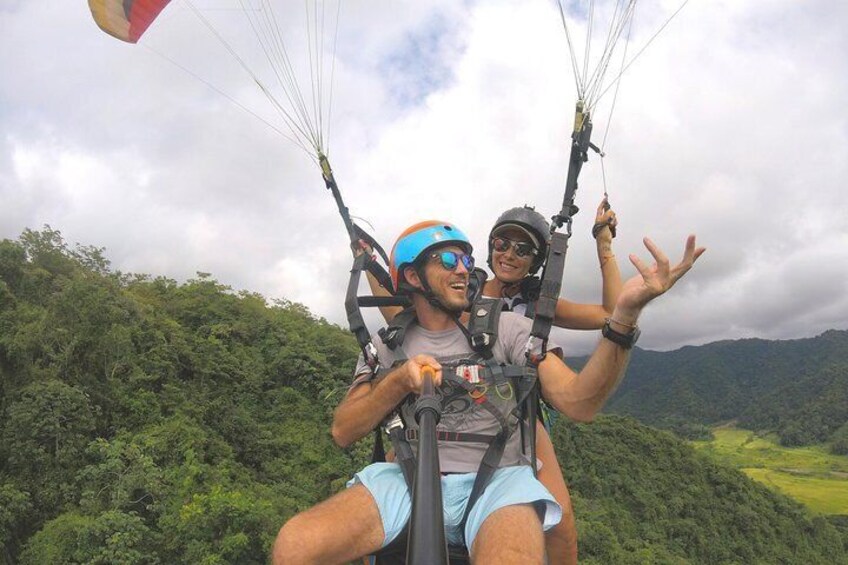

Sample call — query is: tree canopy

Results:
[600,332,848,447]
[1,227,845,563]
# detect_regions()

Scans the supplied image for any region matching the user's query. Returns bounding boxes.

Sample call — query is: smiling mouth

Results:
[449,280,468,292]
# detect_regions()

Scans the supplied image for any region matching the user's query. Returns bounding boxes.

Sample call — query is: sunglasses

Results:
[491,237,538,258]
[429,250,475,272]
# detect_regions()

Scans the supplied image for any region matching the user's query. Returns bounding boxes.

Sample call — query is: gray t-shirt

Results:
[351,312,558,473]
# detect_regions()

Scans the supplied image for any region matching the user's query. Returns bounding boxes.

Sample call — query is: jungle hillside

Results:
[1,228,846,564]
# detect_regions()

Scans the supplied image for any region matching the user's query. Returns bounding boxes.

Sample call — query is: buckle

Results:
[364,342,380,369]
[471,333,491,350]
[524,336,547,366]
[383,413,403,434]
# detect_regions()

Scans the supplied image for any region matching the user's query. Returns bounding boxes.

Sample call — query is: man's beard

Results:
[430,287,469,313]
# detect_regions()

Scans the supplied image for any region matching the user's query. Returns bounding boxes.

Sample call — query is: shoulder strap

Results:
[526,231,568,362]
[467,267,489,305]
[378,307,418,351]
[346,253,382,368]
[512,276,541,320]
[466,297,502,357]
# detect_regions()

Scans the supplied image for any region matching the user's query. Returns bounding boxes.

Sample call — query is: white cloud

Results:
[2,0,847,353]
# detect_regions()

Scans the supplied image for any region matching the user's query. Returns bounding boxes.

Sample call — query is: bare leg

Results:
[272,484,384,565]
[536,423,578,565]
[470,504,544,565]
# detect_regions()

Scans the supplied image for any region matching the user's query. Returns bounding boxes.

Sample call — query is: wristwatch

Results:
[602,318,640,349]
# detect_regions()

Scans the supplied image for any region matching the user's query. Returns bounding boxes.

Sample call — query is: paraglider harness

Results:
[338,260,551,564]
[367,298,542,564]
[324,101,596,563]
[331,204,544,562]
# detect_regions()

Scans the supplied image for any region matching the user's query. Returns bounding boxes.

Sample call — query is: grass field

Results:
[692,427,848,515]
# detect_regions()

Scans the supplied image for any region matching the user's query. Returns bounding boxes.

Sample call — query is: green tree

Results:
[0,483,32,563]
[19,511,159,565]
[830,421,848,455]
[2,380,97,514]
[158,485,276,565]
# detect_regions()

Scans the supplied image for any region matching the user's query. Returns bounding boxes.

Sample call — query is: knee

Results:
[272,515,313,565]
[471,504,544,564]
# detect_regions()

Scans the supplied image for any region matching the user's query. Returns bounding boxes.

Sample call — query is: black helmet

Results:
[488,206,550,274]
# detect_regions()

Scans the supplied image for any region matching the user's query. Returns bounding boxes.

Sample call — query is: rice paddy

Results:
[692,426,848,515]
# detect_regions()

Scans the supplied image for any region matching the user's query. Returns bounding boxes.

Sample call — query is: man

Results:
[273,220,704,564]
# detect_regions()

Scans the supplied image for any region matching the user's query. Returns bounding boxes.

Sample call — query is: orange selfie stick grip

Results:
[420,365,436,395]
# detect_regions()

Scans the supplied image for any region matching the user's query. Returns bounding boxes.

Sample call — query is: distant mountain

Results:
[599,330,848,445]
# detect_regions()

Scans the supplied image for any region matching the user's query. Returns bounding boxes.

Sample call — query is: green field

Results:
[692,427,848,515]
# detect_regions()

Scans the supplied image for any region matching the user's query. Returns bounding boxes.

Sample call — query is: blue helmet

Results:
[389,221,472,292]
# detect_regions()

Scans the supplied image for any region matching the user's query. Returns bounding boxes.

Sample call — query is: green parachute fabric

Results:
[89,0,172,43]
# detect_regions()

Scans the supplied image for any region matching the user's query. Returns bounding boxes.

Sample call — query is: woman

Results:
[484,199,621,327]
[356,199,620,564]
[483,199,621,564]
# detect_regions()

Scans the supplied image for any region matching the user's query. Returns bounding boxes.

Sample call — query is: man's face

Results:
[412,244,473,312]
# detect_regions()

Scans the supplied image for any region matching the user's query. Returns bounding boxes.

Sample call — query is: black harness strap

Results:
[379,307,418,351]
[405,429,496,444]
[325,150,412,372]
[375,309,420,490]
[467,297,502,354]
[527,231,568,363]
[458,363,539,534]
[388,414,416,489]
[527,101,596,360]
[346,255,409,369]
[346,253,379,368]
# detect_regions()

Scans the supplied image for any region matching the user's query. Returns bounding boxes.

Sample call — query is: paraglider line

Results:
[595,0,691,105]
[140,43,311,157]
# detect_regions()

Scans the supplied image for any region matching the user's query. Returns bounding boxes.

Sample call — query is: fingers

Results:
[669,235,706,282]
[593,198,617,241]
[351,239,374,258]
[595,204,616,222]
[643,237,670,279]
[421,364,443,387]
[683,235,706,264]
[407,356,442,390]
[622,234,703,312]
[628,252,651,279]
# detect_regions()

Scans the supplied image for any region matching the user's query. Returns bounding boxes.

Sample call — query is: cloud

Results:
[2,0,847,354]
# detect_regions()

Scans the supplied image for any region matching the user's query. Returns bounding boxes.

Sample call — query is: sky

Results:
[2,0,847,355]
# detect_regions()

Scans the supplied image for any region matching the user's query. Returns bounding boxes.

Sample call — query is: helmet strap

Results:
[413,264,469,318]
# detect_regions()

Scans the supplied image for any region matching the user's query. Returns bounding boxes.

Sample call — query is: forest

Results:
[599,331,848,448]
[1,227,846,564]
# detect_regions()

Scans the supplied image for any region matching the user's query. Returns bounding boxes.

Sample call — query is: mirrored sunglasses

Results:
[429,250,475,272]
[491,237,538,258]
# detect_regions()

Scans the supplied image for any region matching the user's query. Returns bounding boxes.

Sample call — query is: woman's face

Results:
[490,227,536,284]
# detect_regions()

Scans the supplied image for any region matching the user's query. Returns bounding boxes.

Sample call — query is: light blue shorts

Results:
[347,462,561,549]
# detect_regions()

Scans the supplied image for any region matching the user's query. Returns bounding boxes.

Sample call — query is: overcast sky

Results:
[2,0,847,355]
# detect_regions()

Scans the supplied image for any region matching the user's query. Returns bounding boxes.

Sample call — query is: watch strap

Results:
[602,318,640,349]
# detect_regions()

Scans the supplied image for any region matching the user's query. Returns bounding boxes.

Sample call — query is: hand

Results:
[592,198,618,242]
[613,235,705,323]
[403,355,443,394]
[351,238,374,259]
